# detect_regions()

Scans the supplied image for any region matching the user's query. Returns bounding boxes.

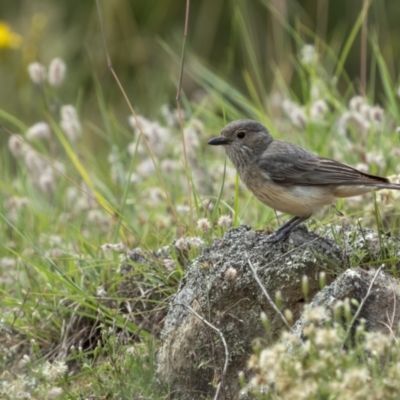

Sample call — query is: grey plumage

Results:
[258,141,392,187]
[208,119,400,243]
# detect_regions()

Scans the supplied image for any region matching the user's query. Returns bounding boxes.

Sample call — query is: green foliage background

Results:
[1,0,400,123]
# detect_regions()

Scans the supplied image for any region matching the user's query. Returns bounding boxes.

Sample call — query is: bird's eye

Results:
[237,131,246,139]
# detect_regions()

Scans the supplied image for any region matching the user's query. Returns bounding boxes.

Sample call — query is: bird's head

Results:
[208,120,273,166]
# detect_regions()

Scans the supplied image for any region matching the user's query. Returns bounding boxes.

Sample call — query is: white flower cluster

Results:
[337,95,385,136]
[8,132,66,195]
[282,99,307,129]
[128,114,171,157]
[120,110,203,186]
[27,57,67,87]
[174,236,205,251]
[281,92,329,128]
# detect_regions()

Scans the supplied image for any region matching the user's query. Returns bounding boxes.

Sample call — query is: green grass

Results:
[2,0,400,398]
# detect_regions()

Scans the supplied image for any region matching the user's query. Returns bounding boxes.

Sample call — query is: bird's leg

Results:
[272,216,300,234]
[267,216,310,244]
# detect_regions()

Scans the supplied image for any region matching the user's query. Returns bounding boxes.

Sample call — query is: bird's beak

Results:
[207,136,229,146]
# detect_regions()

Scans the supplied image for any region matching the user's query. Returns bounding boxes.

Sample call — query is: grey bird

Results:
[208,119,400,243]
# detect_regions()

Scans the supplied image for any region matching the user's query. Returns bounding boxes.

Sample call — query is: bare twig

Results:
[176,0,190,103]
[360,0,368,95]
[176,303,229,400]
[246,253,294,333]
[343,264,385,344]
[176,0,194,231]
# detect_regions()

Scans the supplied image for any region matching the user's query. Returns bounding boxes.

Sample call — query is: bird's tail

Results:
[333,182,400,198]
[375,182,400,191]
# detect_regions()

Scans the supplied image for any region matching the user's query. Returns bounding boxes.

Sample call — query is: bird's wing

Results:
[257,140,390,186]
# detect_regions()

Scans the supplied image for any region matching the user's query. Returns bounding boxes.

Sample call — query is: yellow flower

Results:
[0,22,22,49]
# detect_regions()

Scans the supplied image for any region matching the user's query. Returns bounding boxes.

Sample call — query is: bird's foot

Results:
[266,230,289,244]
[267,216,310,245]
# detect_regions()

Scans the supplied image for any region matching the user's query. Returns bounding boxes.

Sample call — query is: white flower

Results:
[38,171,55,194]
[300,44,317,65]
[128,114,171,156]
[314,327,341,347]
[60,105,81,142]
[349,96,366,112]
[187,237,205,248]
[197,218,211,233]
[359,103,371,120]
[0,257,16,268]
[303,305,329,323]
[163,258,176,272]
[218,215,232,228]
[369,105,384,123]
[160,104,177,126]
[337,111,370,135]
[26,122,51,140]
[48,57,67,87]
[24,150,47,174]
[282,99,307,129]
[27,62,46,84]
[182,119,202,158]
[8,134,29,158]
[175,237,189,251]
[137,157,155,177]
[101,243,126,253]
[310,100,328,120]
[47,387,63,399]
[96,285,107,296]
[60,118,80,142]
[41,360,68,381]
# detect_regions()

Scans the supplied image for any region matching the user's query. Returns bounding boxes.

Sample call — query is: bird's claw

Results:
[266,231,288,244]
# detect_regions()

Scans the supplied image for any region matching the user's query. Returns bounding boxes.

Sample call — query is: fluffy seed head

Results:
[24,150,47,174]
[174,237,189,251]
[310,100,328,120]
[38,171,55,194]
[60,105,81,142]
[218,215,232,228]
[8,134,29,157]
[349,96,366,112]
[48,57,67,87]
[187,237,205,248]
[300,44,317,65]
[27,61,46,84]
[197,217,211,233]
[26,122,51,140]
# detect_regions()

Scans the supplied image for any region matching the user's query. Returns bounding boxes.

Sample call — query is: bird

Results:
[208,119,400,243]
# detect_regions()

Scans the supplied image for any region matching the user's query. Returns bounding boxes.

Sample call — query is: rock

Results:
[156,225,345,399]
[156,223,400,399]
[292,267,400,339]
